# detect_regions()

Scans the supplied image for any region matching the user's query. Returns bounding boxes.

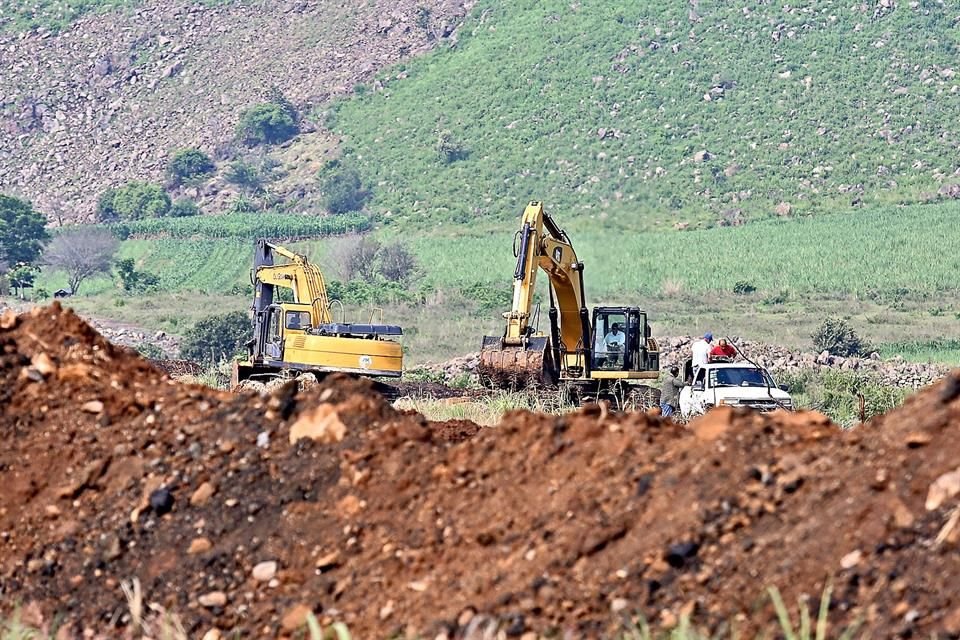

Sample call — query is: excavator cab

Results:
[591,307,659,374]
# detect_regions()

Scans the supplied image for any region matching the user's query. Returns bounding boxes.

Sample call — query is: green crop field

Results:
[37,201,960,301]
[329,0,960,230]
[409,201,960,299]
[109,212,370,241]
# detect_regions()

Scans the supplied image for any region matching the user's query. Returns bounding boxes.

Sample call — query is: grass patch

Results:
[393,389,565,426]
[878,338,960,365]
[777,369,909,427]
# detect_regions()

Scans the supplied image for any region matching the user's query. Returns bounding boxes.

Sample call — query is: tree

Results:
[97,182,171,221]
[167,148,215,185]
[236,102,298,146]
[319,160,368,214]
[179,311,250,363]
[0,195,50,267]
[7,264,37,299]
[43,228,119,295]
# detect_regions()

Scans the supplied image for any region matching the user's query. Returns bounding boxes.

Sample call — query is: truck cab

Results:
[679,361,793,418]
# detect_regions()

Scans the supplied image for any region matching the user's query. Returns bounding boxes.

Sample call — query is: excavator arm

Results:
[479,201,592,387]
[254,241,333,325]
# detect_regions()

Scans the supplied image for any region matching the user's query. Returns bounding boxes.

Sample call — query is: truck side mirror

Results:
[778,383,790,392]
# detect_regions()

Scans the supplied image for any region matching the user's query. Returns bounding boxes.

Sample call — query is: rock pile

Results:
[425,336,949,389]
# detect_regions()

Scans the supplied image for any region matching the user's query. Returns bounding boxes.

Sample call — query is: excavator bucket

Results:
[478,335,556,389]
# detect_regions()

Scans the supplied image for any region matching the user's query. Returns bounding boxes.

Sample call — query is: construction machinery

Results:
[478,201,660,407]
[231,239,403,388]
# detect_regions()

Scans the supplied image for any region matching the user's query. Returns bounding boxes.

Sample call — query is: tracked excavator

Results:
[230,239,403,388]
[478,201,660,407]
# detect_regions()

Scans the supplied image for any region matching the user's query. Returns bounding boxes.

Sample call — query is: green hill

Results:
[330,0,959,230]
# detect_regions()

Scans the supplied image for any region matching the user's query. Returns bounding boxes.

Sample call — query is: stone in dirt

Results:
[251,561,277,582]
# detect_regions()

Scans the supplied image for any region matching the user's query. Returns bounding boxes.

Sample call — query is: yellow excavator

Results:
[231,239,403,388]
[479,201,660,407]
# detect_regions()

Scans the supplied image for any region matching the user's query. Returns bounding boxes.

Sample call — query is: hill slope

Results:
[0,0,472,220]
[330,0,960,228]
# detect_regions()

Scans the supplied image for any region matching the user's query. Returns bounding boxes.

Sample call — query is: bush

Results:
[167,148,214,185]
[733,280,756,295]
[812,317,870,357]
[461,282,510,314]
[115,258,160,293]
[226,194,260,215]
[237,102,298,146]
[319,160,369,214]
[436,129,468,164]
[179,311,250,363]
[225,160,265,192]
[169,199,201,217]
[97,182,171,221]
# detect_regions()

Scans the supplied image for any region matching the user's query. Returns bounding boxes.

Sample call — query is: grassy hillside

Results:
[330,0,959,229]
[0,0,132,31]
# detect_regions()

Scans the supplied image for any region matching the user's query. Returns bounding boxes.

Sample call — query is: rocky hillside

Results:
[0,0,472,221]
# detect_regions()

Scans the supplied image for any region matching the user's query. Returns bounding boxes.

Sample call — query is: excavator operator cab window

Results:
[593,310,628,370]
[285,311,312,331]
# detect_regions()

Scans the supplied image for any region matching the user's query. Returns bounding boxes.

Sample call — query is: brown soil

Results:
[3,304,960,639]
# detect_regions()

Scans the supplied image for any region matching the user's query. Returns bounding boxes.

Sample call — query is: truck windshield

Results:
[710,367,775,388]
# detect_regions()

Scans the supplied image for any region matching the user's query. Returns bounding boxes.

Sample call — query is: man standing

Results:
[692,332,714,369]
[660,366,685,417]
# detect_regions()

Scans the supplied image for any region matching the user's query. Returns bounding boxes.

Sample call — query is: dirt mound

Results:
[3,304,960,638]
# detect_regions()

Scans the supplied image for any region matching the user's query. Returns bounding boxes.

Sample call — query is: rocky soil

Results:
[5,304,960,638]
[425,336,950,389]
[0,0,473,221]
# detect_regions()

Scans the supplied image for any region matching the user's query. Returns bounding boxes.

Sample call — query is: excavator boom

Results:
[478,202,592,388]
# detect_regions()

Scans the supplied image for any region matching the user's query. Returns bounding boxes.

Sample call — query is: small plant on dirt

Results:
[733,280,756,295]
[811,317,869,357]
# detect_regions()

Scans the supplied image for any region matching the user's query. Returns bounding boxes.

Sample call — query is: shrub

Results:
[115,258,160,293]
[167,148,214,185]
[461,282,510,314]
[225,159,265,192]
[319,160,368,214]
[179,311,250,363]
[226,195,260,215]
[812,317,870,357]
[136,343,166,360]
[97,182,171,221]
[237,102,298,146]
[436,129,468,164]
[376,243,419,284]
[733,280,756,295]
[169,199,201,217]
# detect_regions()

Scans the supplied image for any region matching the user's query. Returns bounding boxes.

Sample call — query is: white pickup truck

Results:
[678,361,793,418]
